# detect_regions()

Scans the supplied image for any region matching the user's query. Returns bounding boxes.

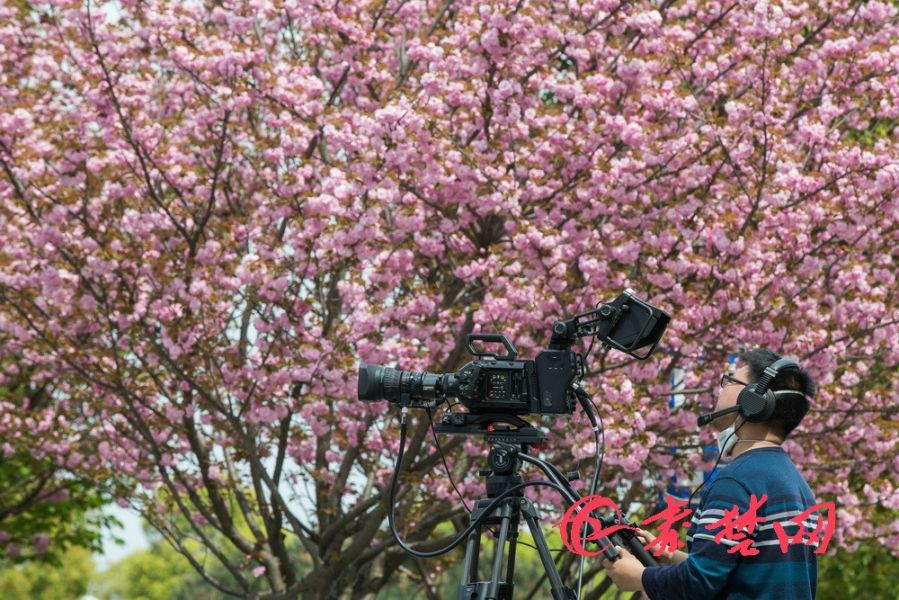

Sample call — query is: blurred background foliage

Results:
[0,367,118,566]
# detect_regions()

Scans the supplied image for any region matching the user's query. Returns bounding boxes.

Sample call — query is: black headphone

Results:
[697,357,807,427]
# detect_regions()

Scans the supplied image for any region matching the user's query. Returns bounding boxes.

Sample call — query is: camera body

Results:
[447,344,578,414]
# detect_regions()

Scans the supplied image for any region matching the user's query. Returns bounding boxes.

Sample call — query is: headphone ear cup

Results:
[737,384,777,423]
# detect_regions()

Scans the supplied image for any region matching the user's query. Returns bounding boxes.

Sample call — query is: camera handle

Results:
[466,333,519,360]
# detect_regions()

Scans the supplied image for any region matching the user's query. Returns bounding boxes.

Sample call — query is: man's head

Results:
[738,348,816,438]
[713,348,816,440]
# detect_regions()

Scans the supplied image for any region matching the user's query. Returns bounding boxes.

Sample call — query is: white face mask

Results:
[717,424,739,458]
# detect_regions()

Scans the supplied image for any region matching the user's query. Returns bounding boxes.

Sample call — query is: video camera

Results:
[357,290,669,415]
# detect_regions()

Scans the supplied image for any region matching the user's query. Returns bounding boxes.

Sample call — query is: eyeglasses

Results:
[719,373,749,388]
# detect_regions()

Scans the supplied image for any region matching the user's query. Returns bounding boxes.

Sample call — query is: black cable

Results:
[577,322,604,497]
[573,386,604,498]
[573,385,605,596]
[387,410,571,558]
[582,334,597,366]
[591,396,605,495]
[686,419,747,508]
[426,407,471,513]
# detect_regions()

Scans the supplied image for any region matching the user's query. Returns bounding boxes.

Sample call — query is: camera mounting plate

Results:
[434,412,545,445]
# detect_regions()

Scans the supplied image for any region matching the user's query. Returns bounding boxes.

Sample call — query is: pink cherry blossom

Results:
[1,0,898,596]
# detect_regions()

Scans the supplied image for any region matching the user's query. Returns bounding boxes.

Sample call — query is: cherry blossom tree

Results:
[1,0,898,597]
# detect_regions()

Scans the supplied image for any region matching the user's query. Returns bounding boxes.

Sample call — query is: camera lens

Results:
[357,364,445,402]
[358,364,391,400]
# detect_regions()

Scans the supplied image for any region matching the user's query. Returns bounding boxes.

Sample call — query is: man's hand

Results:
[635,526,689,565]
[634,527,674,564]
[601,545,645,592]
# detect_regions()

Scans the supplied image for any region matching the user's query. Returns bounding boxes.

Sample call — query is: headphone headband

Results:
[754,357,800,396]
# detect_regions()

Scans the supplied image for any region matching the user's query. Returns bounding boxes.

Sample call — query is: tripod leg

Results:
[505,503,521,586]
[456,499,517,600]
[459,527,481,592]
[520,501,577,600]
[484,500,515,600]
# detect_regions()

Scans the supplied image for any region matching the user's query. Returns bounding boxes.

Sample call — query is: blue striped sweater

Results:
[641,447,820,599]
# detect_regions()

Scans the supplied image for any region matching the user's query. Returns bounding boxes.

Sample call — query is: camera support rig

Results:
[548,289,667,359]
[435,416,658,600]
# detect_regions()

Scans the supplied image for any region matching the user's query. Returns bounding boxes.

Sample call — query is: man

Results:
[603,348,820,599]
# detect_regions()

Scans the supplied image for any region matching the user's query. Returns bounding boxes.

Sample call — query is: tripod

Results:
[456,443,576,600]
[435,413,658,600]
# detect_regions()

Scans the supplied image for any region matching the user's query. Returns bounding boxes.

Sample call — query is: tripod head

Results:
[433,414,545,502]
[433,410,658,564]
